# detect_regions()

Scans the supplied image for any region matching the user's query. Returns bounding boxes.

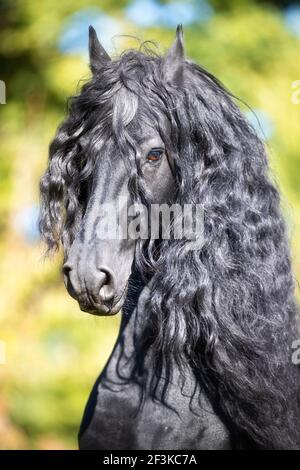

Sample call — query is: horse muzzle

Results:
[62,263,126,316]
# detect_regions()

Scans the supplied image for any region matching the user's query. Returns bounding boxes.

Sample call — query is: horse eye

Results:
[146,149,164,162]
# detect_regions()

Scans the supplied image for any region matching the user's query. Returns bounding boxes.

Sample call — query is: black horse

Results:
[39,25,300,449]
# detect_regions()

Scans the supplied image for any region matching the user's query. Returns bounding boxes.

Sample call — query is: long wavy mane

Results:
[40,45,300,449]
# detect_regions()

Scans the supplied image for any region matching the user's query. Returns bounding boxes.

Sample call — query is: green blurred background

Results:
[0,0,299,449]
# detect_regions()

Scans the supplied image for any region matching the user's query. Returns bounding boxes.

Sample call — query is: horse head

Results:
[39,25,300,449]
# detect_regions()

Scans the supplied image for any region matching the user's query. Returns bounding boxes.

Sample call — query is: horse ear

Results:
[89,26,111,73]
[163,24,185,85]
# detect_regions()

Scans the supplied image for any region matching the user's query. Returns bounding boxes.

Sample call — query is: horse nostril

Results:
[62,262,80,301]
[98,267,116,302]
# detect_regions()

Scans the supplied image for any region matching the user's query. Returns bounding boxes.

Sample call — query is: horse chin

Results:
[78,288,127,317]
[79,303,121,316]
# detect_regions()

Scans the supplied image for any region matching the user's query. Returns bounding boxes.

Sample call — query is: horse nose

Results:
[62,262,80,299]
[97,266,116,302]
[62,262,116,303]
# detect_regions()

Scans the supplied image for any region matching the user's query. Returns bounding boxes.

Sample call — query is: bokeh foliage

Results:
[0,0,299,449]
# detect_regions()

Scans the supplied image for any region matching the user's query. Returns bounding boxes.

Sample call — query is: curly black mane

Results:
[40,38,300,449]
